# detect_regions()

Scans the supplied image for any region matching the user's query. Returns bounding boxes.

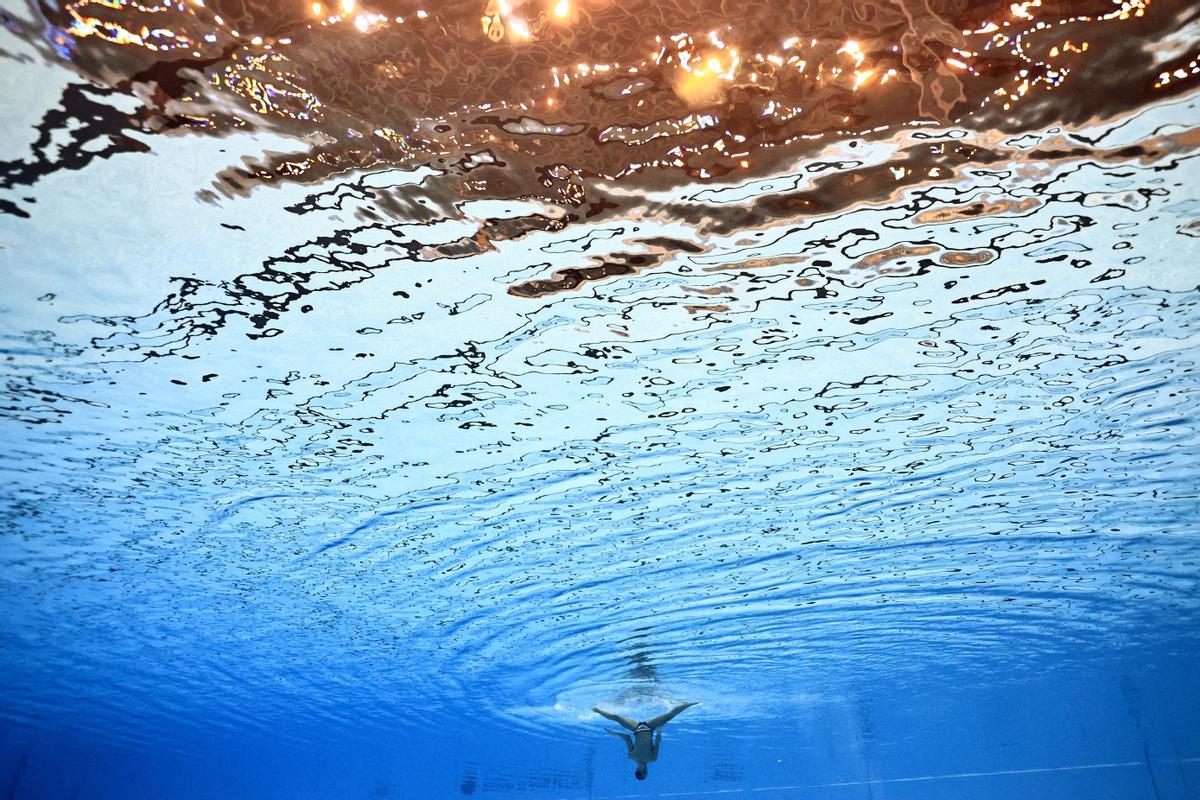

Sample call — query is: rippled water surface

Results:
[2,0,1200,797]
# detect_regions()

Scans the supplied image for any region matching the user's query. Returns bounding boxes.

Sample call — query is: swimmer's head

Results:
[635,766,648,780]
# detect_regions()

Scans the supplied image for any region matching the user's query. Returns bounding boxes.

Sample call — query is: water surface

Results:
[1,0,1199,797]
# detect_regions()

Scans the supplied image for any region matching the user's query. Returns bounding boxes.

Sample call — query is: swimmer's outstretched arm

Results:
[646,701,699,729]
[604,728,634,754]
[651,728,662,761]
[593,706,639,731]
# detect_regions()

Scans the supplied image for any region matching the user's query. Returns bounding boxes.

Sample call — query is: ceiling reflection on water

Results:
[0,0,1199,797]
[2,0,1199,211]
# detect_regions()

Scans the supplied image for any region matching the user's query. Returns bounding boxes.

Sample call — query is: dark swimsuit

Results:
[634,722,652,734]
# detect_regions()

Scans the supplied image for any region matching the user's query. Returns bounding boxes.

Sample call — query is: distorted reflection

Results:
[2,0,1198,217]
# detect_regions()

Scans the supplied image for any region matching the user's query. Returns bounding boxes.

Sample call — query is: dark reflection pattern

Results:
[0,0,1198,795]
[1,0,1199,219]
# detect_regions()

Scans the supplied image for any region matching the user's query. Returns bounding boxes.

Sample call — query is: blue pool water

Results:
[2,0,1200,797]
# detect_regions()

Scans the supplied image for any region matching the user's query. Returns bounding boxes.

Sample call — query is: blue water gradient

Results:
[2,24,1200,800]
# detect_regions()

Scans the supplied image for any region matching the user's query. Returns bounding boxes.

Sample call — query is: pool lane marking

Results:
[546,756,1200,799]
